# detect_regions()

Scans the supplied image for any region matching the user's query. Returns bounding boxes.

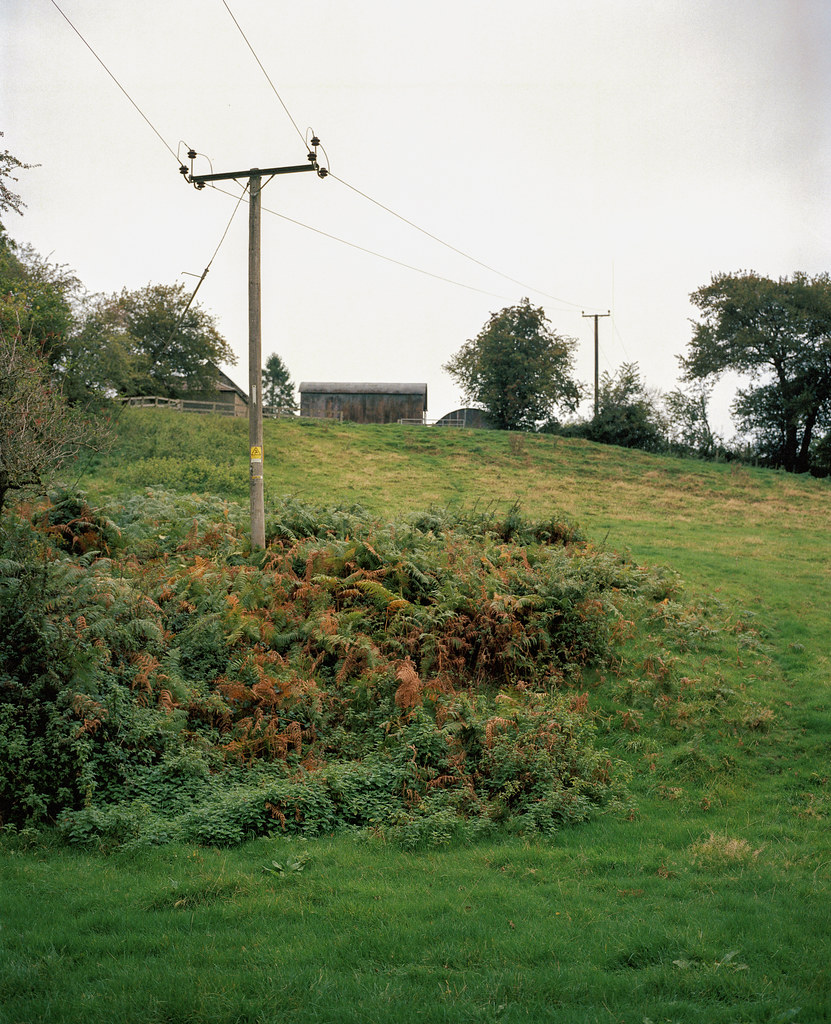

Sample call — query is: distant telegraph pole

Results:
[183,142,327,548]
[582,311,611,419]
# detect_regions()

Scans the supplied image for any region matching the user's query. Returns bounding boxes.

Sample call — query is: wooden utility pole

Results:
[248,171,264,547]
[186,148,325,548]
[582,311,611,419]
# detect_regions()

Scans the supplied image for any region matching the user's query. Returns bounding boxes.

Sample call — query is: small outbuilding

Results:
[184,368,249,416]
[434,408,495,429]
[299,382,428,424]
[122,367,250,416]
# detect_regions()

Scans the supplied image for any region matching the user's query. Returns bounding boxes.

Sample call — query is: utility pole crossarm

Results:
[189,163,317,184]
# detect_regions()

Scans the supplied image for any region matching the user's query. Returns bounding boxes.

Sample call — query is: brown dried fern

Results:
[485,716,514,748]
[394,658,423,711]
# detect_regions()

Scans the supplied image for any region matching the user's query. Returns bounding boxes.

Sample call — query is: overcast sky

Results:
[3,0,830,433]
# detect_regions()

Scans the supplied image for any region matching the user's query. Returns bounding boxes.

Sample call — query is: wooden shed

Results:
[183,368,249,416]
[123,368,250,417]
[299,382,428,424]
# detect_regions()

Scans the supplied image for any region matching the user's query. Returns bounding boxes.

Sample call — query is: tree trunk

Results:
[796,412,818,474]
[782,420,800,472]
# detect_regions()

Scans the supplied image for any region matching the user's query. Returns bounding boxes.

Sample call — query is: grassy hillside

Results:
[89,408,831,701]
[2,408,829,1023]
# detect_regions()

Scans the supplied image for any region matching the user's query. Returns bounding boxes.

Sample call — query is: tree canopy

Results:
[444,298,582,431]
[663,382,722,460]
[576,362,665,452]
[0,140,110,510]
[0,221,234,408]
[0,303,108,513]
[66,282,236,401]
[684,271,831,473]
[0,232,79,367]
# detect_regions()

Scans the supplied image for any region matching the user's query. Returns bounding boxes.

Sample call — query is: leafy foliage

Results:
[1,488,768,848]
[0,133,35,221]
[0,233,80,367]
[444,298,582,430]
[663,381,724,459]
[71,282,236,400]
[559,362,666,452]
[684,270,831,473]
[0,319,110,513]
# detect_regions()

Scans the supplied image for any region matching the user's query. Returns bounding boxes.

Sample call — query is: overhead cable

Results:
[212,1,601,313]
[47,0,179,165]
[330,173,601,312]
[207,183,510,300]
[220,0,309,153]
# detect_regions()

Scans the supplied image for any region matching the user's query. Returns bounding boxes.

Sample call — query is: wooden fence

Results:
[119,396,295,419]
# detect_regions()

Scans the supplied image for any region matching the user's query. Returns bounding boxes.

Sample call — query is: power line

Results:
[330,173,601,312]
[51,0,600,319]
[206,182,511,300]
[612,320,631,359]
[211,2,603,314]
[46,0,250,338]
[69,182,250,492]
[220,0,309,153]
[156,183,251,361]
[47,0,179,165]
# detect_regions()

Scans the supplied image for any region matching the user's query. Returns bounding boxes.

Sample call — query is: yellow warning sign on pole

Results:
[250,446,262,461]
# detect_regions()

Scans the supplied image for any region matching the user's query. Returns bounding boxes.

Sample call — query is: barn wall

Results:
[300,391,425,424]
[182,389,243,415]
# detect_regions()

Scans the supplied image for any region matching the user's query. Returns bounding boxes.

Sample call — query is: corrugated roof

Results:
[299,382,427,395]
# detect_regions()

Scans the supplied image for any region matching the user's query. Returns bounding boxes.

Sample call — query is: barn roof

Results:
[299,382,427,396]
[215,368,248,402]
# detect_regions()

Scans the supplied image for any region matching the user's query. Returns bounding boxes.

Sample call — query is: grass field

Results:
[2,409,829,1023]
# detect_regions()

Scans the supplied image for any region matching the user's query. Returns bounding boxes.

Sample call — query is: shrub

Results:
[5,495,689,843]
[114,456,244,499]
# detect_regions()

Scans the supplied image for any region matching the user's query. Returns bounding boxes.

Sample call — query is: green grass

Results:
[3,408,829,1023]
[2,820,828,1023]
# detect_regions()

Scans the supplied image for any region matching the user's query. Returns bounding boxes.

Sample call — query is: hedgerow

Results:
[1,487,752,848]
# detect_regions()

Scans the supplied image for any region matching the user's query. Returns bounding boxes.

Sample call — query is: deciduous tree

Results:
[683,271,831,473]
[444,298,581,431]
[663,382,721,459]
[581,362,665,452]
[0,234,80,368]
[72,282,236,399]
[0,307,107,513]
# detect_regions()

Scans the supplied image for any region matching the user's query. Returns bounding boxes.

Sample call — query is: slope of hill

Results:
[2,408,829,1023]
[91,409,831,683]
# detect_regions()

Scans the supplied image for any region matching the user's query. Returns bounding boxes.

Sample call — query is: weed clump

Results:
[689,833,760,868]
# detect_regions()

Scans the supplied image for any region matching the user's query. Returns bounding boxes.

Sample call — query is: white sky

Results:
[3,0,830,434]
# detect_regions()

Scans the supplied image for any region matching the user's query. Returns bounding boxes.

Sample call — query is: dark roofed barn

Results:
[184,368,249,416]
[299,382,428,424]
